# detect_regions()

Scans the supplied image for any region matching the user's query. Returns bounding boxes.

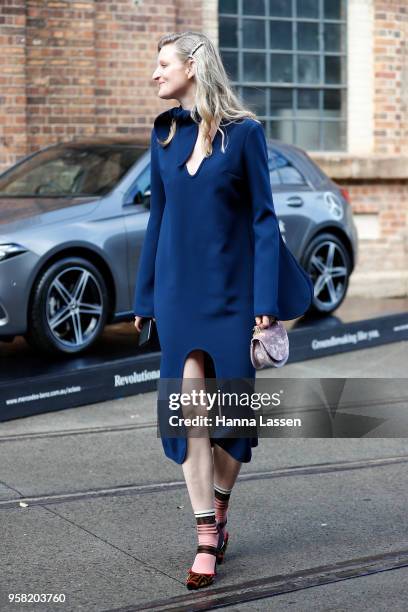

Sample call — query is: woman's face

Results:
[152,44,193,101]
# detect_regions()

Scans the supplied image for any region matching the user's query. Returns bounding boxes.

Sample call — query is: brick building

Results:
[0,0,407,297]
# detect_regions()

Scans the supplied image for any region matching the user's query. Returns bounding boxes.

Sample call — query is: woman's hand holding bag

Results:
[250,315,289,369]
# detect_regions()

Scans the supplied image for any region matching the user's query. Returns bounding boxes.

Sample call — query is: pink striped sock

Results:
[191,509,219,574]
[214,483,232,537]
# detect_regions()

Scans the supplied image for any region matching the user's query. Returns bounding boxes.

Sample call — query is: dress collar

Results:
[153,104,203,168]
[168,105,202,124]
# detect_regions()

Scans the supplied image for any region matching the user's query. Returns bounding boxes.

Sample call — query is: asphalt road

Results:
[0,341,407,611]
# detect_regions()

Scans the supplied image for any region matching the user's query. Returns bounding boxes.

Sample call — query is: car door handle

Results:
[285,196,304,207]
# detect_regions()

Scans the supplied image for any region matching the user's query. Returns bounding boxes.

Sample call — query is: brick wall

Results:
[0,0,197,166]
[313,0,408,295]
[349,1,408,294]
[0,0,407,296]
[373,0,408,154]
[26,0,97,148]
[0,0,27,168]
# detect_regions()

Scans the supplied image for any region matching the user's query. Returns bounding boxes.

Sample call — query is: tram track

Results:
[0,421,158,442]
[102,547,408,611]
[1,419,407,610]
[0,453,407,509]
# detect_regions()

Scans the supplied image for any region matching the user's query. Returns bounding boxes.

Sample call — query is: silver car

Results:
[0,136,358,355]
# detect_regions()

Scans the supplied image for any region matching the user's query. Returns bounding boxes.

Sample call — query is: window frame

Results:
[219,0,348,151]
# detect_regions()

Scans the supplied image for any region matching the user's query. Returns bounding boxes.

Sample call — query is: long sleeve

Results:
[243,120,314,320]
[132,126,166,317]
[243,121,280,318]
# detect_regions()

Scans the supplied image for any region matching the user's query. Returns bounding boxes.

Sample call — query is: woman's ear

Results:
[186,58,195,79]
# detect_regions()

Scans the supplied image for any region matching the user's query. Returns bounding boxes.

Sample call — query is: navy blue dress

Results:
[133,105,314,465]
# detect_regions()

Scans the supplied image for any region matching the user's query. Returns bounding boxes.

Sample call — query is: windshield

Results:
[0,144,145,197]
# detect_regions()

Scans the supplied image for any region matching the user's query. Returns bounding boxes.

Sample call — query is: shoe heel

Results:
[216,531,229,564]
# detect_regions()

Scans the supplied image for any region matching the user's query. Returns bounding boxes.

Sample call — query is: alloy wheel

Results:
[46,266,104,349]
[307,239,349,311]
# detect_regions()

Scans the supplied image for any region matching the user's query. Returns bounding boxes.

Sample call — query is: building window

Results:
[219,0,347,151]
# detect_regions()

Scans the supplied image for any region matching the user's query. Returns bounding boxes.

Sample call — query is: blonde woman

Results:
[134,31,313,590]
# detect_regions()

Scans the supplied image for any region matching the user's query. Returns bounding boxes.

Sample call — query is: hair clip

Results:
[188,41,204,59]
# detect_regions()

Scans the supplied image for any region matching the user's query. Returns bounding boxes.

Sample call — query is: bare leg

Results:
[213,443,242,489]
[181,351,220,583]
[181,350,214,511]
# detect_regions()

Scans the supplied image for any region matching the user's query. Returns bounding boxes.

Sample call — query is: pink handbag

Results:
[250,320,289,369]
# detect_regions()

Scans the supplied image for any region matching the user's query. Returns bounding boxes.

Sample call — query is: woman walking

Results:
[133,31,314,590]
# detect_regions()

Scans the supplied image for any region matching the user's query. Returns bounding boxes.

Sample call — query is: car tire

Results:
[25,256,109,355]
[302,232,351,314]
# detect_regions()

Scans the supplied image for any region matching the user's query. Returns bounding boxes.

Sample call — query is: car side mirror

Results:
[142,189,151,208]
[124,188,150,208]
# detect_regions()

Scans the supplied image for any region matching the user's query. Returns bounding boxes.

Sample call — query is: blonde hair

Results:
[155,30,260,155]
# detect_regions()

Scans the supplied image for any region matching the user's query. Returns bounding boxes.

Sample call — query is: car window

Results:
[0,145,145,197]
[268,152,282,186]
[129,162,150,197]
[268,150,307,186]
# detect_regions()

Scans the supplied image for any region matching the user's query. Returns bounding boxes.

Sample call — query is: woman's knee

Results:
[182,349,206,379]
[181,349,210,425]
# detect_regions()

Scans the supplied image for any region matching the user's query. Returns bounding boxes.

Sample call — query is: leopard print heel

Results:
[186,567,216,589]
[186,544,217,590]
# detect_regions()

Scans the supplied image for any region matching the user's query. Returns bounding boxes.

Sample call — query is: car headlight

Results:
[0,243,28,261]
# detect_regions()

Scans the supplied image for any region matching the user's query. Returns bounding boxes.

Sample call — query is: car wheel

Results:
[303,232,351,314]
[25,257,109,355]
